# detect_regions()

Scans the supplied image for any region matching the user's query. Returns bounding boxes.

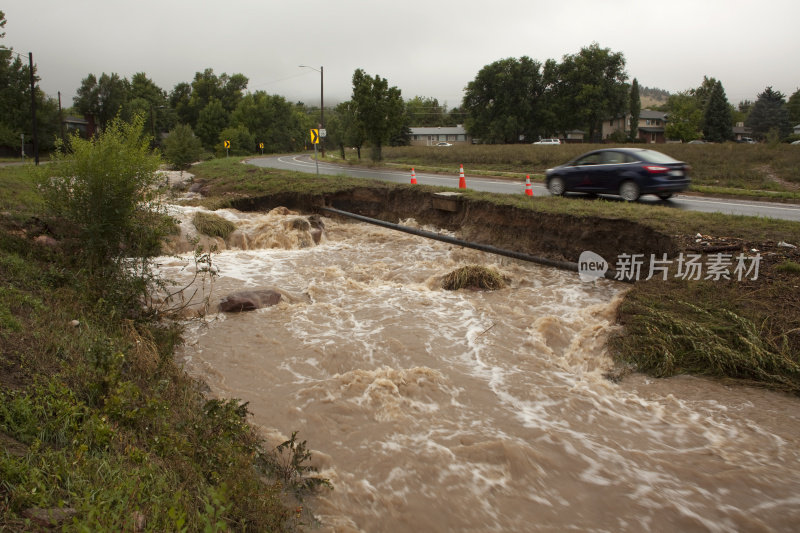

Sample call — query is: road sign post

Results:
[310,129,320,176]
[224,139,230,158]
[259,142,264,155]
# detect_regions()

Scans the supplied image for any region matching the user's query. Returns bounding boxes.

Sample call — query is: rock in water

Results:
[218,290,282,313]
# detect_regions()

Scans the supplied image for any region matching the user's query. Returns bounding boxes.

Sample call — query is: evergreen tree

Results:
[629,78,641,141]
[746,87,791,140]
[703,80,733,142]
[787,88,800,127]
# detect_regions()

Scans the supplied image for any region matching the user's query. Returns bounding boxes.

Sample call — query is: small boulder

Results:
[218,290,282,313]
[34,235,59,248]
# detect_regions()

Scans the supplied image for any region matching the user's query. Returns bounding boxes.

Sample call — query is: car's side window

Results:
[601,151,624,164]
[576,154,600,165]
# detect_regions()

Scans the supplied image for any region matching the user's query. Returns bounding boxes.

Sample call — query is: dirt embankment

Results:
[230,187,676,266]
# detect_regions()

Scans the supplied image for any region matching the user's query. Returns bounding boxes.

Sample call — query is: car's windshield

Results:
[639,150,681,164]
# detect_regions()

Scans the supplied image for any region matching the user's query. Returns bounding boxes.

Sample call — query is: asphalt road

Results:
[246,154,800,222]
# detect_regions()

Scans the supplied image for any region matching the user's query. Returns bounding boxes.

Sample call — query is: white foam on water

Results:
[167,209,800,532]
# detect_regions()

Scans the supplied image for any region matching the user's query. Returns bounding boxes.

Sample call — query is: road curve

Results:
[246,154,800,222]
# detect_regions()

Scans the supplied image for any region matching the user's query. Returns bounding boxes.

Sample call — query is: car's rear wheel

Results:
[657,192,673,201]
[548,176,566,196]
[619,180,640,202]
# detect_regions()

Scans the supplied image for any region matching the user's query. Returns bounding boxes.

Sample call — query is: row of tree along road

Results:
[2,7,799,162]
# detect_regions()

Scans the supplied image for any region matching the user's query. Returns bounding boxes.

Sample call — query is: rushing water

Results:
[158,205,800,532]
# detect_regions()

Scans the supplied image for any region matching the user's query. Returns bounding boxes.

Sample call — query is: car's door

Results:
[595,150,630,192]
[566,152,603,191]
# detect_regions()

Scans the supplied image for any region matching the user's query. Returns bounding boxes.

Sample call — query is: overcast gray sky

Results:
[3,0,798,110]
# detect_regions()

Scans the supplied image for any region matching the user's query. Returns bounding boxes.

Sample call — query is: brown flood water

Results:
[158,205,800,532]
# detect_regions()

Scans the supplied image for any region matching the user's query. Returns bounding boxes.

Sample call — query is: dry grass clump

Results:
[442,265,506,291]
[192,211,236,239]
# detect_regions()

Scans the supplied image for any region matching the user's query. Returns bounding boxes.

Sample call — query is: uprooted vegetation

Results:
[441,265,507,291]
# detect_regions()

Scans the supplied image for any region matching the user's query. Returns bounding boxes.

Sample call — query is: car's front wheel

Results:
[619,180,640,201]
[547,176,566,196]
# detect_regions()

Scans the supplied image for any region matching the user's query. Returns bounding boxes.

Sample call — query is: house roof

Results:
[639,109,667,120]
[410,126,467,135]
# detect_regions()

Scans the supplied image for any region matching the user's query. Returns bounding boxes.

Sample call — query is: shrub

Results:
[38,114,167,274]
[163,123,202,170]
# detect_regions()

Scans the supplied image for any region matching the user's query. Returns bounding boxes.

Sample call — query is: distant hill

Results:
[640,85,671,108]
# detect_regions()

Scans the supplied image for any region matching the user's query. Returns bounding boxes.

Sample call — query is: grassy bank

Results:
[193,158,800,395]
[0,163,326,530]
[323,143,800,199]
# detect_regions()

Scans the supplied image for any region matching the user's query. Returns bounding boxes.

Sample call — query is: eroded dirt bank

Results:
[229,186,677,266]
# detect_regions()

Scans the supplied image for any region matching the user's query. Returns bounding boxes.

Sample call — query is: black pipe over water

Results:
[318,206,628,283]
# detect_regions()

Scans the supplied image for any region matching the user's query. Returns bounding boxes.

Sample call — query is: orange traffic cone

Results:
[410,167,417,184]
[525,175,533,196]
[458,164,466,189]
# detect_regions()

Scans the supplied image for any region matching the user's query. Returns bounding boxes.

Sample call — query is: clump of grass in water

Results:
[442,265,506,291]
[193,211,236,239]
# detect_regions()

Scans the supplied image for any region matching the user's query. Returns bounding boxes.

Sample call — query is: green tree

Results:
[218,124,254,155]
[550,43,628,141]
[664,91,703,142]
[350,69,405,161]
[327,101,365,159]
[163,123,202,170]
[229,91,304,152]
[39,114,165,277]
[195,99,228,149]
[170,82,194,126]
[787,88,800,126]
[183,69,248,130]
[406,96,448,127]
[0,12,60,152]
[74,72,130,131]
[462,56,546,143]
[703,80,733,142]
[746,86,791,140]
[126,72,171,138]
[629,78,641,141]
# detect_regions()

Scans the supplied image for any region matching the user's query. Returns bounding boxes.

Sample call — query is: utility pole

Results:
[58,91,65,142]
[29,52,39,165]
[320,66,325,158]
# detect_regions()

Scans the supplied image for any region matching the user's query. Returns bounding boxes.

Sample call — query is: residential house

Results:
[602,109,668,143]
[732,122,754,142]
[409,125,471,146]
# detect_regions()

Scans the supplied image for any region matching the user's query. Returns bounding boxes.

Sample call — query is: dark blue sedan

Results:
[545,148,691,201]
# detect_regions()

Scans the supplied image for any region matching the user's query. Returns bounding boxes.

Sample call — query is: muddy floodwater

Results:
[158,205,800,532]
